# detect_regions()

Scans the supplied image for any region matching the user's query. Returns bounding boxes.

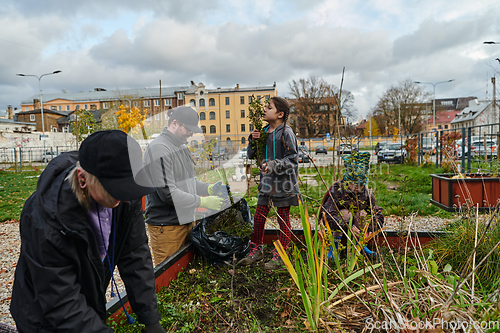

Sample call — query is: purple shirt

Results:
[86,203,113,260]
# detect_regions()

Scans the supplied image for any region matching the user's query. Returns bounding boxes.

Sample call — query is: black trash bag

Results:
[191,198,253,266]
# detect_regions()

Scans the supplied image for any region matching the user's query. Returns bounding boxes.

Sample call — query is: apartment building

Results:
[18,82,278,149]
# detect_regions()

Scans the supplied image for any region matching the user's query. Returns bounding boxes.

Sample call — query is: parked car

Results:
[40,151,58,163]
[239,147,247,159]
[315,145,328,155]
[375,142,390,155]
[469,140,498,157]
[192,148,205,161]
[298,150,310,163]
[337,143,354,155]
[298,145,309,153]
[209,147,227,160]
[377,143,407,164]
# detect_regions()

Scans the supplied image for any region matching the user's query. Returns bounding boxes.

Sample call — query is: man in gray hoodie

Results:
[143,106,228,265]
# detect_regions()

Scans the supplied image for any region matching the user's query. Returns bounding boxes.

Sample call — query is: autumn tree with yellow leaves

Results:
[115,105,148,139]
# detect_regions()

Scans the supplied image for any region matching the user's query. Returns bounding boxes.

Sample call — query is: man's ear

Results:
[77,169,87,188]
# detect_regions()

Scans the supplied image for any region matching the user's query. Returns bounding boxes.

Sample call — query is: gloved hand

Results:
[199,196,224,210]
[208,181,230,198]
[143,322,166,333]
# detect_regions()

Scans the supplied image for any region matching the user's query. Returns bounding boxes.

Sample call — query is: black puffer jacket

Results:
[10,152,160,332]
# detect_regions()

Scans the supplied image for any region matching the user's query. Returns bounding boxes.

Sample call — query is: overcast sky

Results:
[1,0,499,119]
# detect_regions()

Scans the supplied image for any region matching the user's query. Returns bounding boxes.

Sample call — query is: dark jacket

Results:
[247,124,300,207]
[10,152,160,333]
[143,128,210,226]
[322,180,384,232]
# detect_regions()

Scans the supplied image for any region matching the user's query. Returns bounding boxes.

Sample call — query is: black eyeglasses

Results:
[178,122,192,133]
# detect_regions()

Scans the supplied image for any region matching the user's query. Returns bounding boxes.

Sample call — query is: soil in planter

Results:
[205,207,253,239]
[109,247,305,332]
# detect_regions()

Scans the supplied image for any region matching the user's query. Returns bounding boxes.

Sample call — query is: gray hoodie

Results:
[143,127,210,225]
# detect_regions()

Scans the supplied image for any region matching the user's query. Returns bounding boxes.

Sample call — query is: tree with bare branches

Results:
[288,76,355,137]
[372,78,430,135]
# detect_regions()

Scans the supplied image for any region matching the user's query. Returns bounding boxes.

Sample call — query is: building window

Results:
[190,99,196,107]
[200,112,206,120]
[248,96,253,104]
[249,124,254,131]
[66,105,70,111]
[30,114,35,121]
[209,111,216,120]
[240,110,245,118]
[226,110,230,119]
[225,97,230,105]
[257,96,261,101]
[210,125,216,134]
[241,137,246,144]
[178,93,184,100]
[241,124,245,132]
[52,127,58,132]
[144,100,150,107]
[226,124,230,132]
[209,98,215,106]
[445,125,448,129]
[240,96,245,104]
[165,99,171,106]
[58,106,61,111]
[84,104,88,110]
[265,95,270,100]
[76,105,80,110]
[201,126,206,133]
[199,99,205,107]
[154,100,160,107]
[103,102,109,109]
[438,125,442,129]
[51,106,57,110]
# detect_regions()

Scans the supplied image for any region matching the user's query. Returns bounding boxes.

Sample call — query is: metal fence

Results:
[0,146,74,172]
[413,122,500,174]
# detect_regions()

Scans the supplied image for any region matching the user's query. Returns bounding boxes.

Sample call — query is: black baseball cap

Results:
[170,106,203,133]
[79,130,154,201]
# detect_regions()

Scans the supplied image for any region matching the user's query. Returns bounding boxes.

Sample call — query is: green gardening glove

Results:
[208,181,230,198]
[199,196,224,210]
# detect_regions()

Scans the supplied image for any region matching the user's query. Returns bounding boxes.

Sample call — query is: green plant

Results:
[247,95,269,166]
[71,109,101,146]
[275,200,325,331]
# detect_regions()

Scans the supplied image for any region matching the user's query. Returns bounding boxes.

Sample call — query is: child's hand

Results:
[251,129,260,139]
[260,162,269,173]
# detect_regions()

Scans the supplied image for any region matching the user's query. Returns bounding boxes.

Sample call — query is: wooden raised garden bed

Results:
[106,229,442,321]
[430,173,500,212]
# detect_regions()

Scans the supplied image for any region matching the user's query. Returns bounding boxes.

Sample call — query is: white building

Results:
[450,99,499,134]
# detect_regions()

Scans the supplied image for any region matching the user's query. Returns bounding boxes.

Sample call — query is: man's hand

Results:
[199,196,224,210]
[208,181,230,198]
[143,322,166,333]
[251,129,260,139]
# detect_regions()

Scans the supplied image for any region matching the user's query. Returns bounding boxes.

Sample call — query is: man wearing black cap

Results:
[10,130,166,333]
[144,106,228,265]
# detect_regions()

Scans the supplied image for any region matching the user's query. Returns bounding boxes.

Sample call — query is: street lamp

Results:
[414,79,455,131]
[17,70,62,139]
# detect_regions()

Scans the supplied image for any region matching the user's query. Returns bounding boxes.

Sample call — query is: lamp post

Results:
[414,79,455,131]
[17,70,62,139]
